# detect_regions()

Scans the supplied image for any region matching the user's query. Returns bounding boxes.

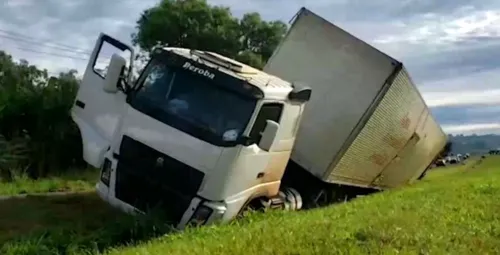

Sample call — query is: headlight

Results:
[188,204,213,227]
[100,158,112,186]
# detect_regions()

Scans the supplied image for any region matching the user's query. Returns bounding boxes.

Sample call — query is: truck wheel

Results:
[280,187,303,211]
[248,187,304,212]
[236,187,304,220]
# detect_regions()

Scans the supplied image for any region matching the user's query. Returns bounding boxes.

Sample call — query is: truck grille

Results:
[114,135,205,224]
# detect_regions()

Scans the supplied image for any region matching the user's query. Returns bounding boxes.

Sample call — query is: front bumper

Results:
[96,181,227,229]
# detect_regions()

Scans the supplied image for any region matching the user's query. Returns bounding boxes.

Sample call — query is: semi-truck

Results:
[71,7,446,229]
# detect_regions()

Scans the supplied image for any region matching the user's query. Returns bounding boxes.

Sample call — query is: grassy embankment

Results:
[0,170,97,196]
[1,156,499,254]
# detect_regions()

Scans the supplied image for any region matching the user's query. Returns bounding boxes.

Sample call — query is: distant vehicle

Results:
[457,154,464,161]
[488,150,500,155]
[446,156,459,164]
[435,159,447,167]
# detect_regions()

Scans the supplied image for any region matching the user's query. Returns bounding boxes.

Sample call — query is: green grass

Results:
[0,169,97,196]
[420,157,481,181]
[0,192,173,254]
[1,157,500,254]
[105,157,500,255]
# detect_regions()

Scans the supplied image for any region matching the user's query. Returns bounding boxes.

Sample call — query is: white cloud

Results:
[365,7,500,125]
[424,89,500,107]
[442,123,500,135]
[373,9,500,46]
[5,0,34,8]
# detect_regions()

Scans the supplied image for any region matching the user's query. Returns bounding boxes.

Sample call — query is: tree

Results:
[235,50,264,70]
[238,13,287,62]
[0,51,85,179]
[132,0,288,69]
[132,0,241,57]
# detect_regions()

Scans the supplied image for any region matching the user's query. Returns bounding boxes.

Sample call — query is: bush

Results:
[0,52,86,180]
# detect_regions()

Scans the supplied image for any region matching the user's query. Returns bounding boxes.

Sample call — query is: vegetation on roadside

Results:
[132,0,288,69]
[1,156,499,255]
[0,55,85,180]
[0,169,97,196]
[0,192,173,254]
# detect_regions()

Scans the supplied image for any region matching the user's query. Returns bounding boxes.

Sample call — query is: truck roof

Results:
[163,47,294,100]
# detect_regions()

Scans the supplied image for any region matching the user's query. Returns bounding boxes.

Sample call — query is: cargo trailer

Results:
[265,8,447,195]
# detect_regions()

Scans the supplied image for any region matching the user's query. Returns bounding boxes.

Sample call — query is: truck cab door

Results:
[71,33,134,168]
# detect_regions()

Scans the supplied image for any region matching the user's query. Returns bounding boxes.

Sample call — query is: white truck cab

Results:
[71,34,311,228]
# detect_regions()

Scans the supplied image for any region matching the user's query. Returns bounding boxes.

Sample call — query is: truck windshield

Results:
[130,61,256,147]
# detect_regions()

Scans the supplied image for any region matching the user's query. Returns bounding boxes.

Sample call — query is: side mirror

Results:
[259,120,280,152]
[103,54,127,93]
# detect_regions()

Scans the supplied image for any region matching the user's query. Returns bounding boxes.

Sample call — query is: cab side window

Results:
[92,39,131,79]
[249,103,283,144]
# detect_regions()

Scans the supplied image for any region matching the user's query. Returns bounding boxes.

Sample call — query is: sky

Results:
[0,0,499,136]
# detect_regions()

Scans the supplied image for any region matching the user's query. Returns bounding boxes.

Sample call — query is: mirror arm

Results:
[116,66,133,94]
